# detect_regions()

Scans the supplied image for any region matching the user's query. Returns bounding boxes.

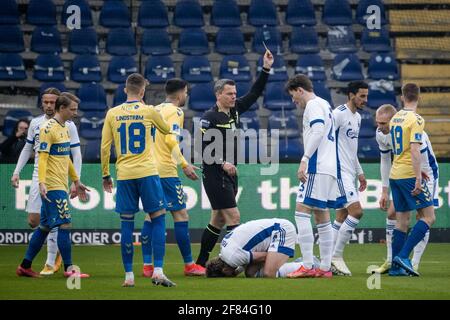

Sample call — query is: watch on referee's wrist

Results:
[103,175,111,180]
[262,66,271,73]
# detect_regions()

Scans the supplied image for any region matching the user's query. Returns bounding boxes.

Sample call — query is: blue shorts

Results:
[40,190,71,229]
[390,178,433,212]
[161,177,186,212]
[116,175,166,214]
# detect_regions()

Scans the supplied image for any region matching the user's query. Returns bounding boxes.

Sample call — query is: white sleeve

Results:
[25,119,36,145]
[220,247,251,268]
[68,122,82,177]
[13,142,33,175]
[356,158,364,176]
[304,123,325,159]
[380,152,391,188]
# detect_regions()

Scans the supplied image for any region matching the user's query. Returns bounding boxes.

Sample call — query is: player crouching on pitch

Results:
[205,219,298,278]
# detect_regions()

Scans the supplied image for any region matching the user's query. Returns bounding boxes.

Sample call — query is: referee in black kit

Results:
[195,49,274,267]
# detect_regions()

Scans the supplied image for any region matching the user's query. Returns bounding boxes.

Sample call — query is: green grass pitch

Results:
[1,244,450,300]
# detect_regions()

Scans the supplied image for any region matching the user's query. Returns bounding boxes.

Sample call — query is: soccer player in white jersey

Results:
[373,104,439,274]
[205,218,296,278]
[284,75,337,278]
[10,88,82,276]
[330,81,368,276]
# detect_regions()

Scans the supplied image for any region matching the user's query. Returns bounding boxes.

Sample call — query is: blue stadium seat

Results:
[68,27,98,54]
[257,55,288,82]
[3,109,33,137]
[327,26,357,54]
[189,82,215,111]
[215,27,246,55]
[71,54,102,83]
[278,137,303,161]
[362,26,392,52]
[174,0,204,28]
[79,111,106,139]
[313,81,333,106]
[0,0,20,25]
[138,0,169,28]
[332,54,364,81]
[108,56,138,84]
[358,110,376,138]
[27,0,57,26]
[141,28,172,56]
[181,55,213,83]
[239,111,260,130]
[219,55,252,82]
[37,82,66,107]
[178,28,209,55]
[268,110,300,138]
[34,54,65,82]
[356,0,387,26]
[285,0,316,26]
[0,25,24,52]
[61,0,93,27]
[145,55,175,84]
[83,138,101,162]
[113,84,126,106]
[99,0,131,28]
[358,137,379,160]
[252,26,283,54]
[236,81,259,110]
[264,82,296,111]
[106,28,137,56]
[0,53,26,80]
[31,26,62,54]
[296,54,326,81]
[290,26,319,54]
[78,83,107,111]
[322,0,353,26]
[248,0,278,26]
[368,52,399,80]
[367,88,397,109]
[211,0,241,27]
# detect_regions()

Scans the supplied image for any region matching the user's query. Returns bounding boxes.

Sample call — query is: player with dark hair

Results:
[16,92,90,279]
[141,78,205,277]
[11,88,83,276]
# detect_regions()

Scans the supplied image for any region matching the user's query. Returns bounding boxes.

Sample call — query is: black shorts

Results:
[202,167,238,210]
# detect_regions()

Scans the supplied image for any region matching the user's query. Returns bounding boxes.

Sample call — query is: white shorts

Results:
[296,173,337,210]
[26,177,42,214]
[335,172,359,209]
[389,178,439,208]
[267,220,296,257]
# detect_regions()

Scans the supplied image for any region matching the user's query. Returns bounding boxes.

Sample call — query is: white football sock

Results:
[276,262,302,278]
[386,219,396,263]
[333,216,359,258]
[412,230,430,267]
[125,272,134,281]
[153,267,163,276]
[332,220,342,248]
[295,211,314,269]
[317,221,333,271]
[46,227,58,267]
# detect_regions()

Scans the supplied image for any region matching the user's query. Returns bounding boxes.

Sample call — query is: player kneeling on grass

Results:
[205,219,296,278]
[16,93,90,279]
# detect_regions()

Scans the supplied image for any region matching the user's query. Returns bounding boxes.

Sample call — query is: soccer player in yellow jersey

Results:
[16,93,90,279]
[388,83,436,276]
[101,73,175,287]
[140,78,205,277]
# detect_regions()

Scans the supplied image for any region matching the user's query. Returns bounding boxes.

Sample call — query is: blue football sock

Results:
[141,220,153,265]
[174,221,193,264]
[24,228,49,264]
[399,220,430,259]
[57,228,72,270]
[151,214,166,268]
[121,220,134,273]
[392,229,407,261]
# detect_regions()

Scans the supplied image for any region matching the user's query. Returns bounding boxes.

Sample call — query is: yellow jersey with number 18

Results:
[101,101,171,181]
[389,109,425,179]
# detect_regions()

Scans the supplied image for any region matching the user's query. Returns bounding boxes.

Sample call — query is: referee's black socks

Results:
[196,224,221,267]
